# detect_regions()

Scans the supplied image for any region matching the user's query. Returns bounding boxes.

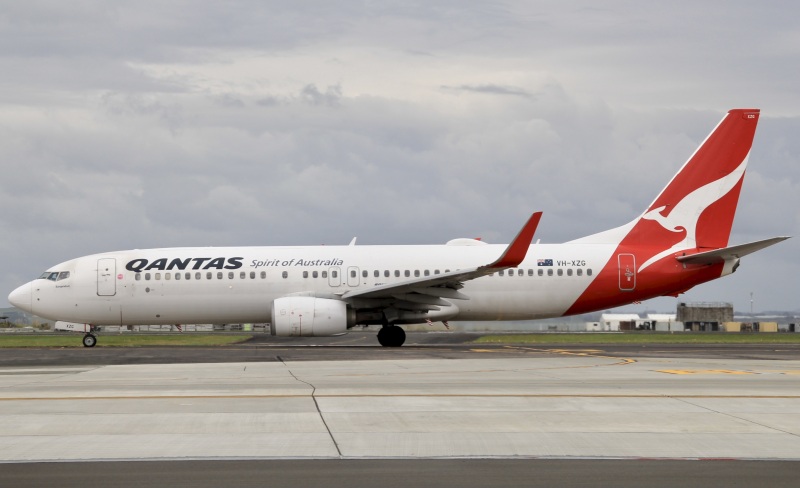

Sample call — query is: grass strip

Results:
[473,333,800,345]
[0,334,254,348]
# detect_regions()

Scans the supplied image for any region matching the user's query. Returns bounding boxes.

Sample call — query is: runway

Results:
[1,335,799,486]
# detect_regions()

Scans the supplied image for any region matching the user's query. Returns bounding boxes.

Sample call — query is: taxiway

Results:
[1,333,799,487]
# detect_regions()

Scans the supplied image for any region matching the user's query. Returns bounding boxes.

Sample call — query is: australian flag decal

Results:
[537,259,553,267]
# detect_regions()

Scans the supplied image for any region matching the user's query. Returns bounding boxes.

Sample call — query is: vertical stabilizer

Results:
[629,109,759,270]
[565,109,763,315]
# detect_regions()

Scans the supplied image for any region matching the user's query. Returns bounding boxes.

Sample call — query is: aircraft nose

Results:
[8,283,33,313]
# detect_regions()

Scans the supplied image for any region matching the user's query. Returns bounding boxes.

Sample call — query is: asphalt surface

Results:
[2,331,800,366]
[3,459,798,488]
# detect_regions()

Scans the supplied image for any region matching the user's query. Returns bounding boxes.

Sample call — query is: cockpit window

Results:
[38,271,71,281]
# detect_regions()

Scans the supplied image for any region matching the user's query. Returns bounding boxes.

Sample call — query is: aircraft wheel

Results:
[82,334,97,348]
[377,325,405,347]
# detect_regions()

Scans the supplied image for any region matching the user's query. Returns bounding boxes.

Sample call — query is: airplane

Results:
[7,108,789,348]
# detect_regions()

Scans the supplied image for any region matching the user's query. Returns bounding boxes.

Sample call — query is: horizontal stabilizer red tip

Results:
[487,212,542,269]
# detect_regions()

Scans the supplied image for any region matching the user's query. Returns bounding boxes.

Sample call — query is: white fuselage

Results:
[15,242,617,326]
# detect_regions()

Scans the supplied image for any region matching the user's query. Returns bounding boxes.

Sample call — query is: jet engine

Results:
[270,296,354,337]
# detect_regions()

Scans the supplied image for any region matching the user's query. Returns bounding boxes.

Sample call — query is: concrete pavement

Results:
[1,350,799,461]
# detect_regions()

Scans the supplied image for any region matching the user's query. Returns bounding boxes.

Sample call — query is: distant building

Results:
[587,313,640,331]
[676,302,733,331]
[645,313,678,332]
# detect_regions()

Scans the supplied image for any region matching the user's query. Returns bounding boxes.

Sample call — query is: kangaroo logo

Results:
[637,157,749,272]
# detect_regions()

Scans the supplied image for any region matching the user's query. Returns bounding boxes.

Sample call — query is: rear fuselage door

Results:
[618,253,636,291]
[97,258,116,296]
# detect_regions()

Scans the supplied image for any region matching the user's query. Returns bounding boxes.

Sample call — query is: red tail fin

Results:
[628,109,759,264]
[565,109,763,315]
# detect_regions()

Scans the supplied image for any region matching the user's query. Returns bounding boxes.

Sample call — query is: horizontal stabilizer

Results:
[676,236,790,265]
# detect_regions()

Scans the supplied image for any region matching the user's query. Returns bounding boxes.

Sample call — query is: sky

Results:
[1,1,799,314]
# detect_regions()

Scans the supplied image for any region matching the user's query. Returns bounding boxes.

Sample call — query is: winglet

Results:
[486,212,542,269]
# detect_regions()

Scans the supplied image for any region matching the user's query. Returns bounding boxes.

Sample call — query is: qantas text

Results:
[125,257,244,273]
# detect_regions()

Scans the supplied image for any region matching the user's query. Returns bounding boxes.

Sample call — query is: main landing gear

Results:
[82,333,97,348]
[377,325,406,347]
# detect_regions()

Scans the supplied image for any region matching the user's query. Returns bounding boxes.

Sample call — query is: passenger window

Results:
[240,272,246,279]
[538,269,543,276]
[303,271,309,278]
[165,273,171,280]
[547,269,553,276]
[261,271,266,279]
[282,271,288,279]
[145,273,151,280]
[499,270,504,276]
[434,270,440,275]
[250,271,255,279]
[577,269,583,276]
[557,269,563,276]
[394,270,400,277]
[135,273,141,281]
[206,272,212,279]
[518,269,523,276]
[362,270,368,278]
[217,272,223,279]
[195,272,201,280]
[414,270,420,277]
[185,272,191,280]
[424,270,430,276]
[384,270,390,278]
[155,273,161,280]
[313,271,318,278]
[374,270,379,278]
[332,270,338,278]
[567,269,573,276]
[587,269,593,276]
[322,271,328,278]
[351,270,357,278]
[404,270,410,277]
[528,269,533,276]
[229,272,234,279]
[175,273,181,281]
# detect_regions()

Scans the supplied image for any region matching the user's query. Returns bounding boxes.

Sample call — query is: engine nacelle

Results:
[270,296,352,337]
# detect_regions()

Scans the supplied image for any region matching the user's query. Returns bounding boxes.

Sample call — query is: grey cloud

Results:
[301,84,342,106]
[441,84,533,98]
[1,1,798,314]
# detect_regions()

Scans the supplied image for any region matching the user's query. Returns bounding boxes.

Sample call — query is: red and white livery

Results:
[8,109,789,347]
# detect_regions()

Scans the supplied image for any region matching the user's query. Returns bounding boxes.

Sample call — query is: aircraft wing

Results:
[341,212,542,309]
[676,236,790,265]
